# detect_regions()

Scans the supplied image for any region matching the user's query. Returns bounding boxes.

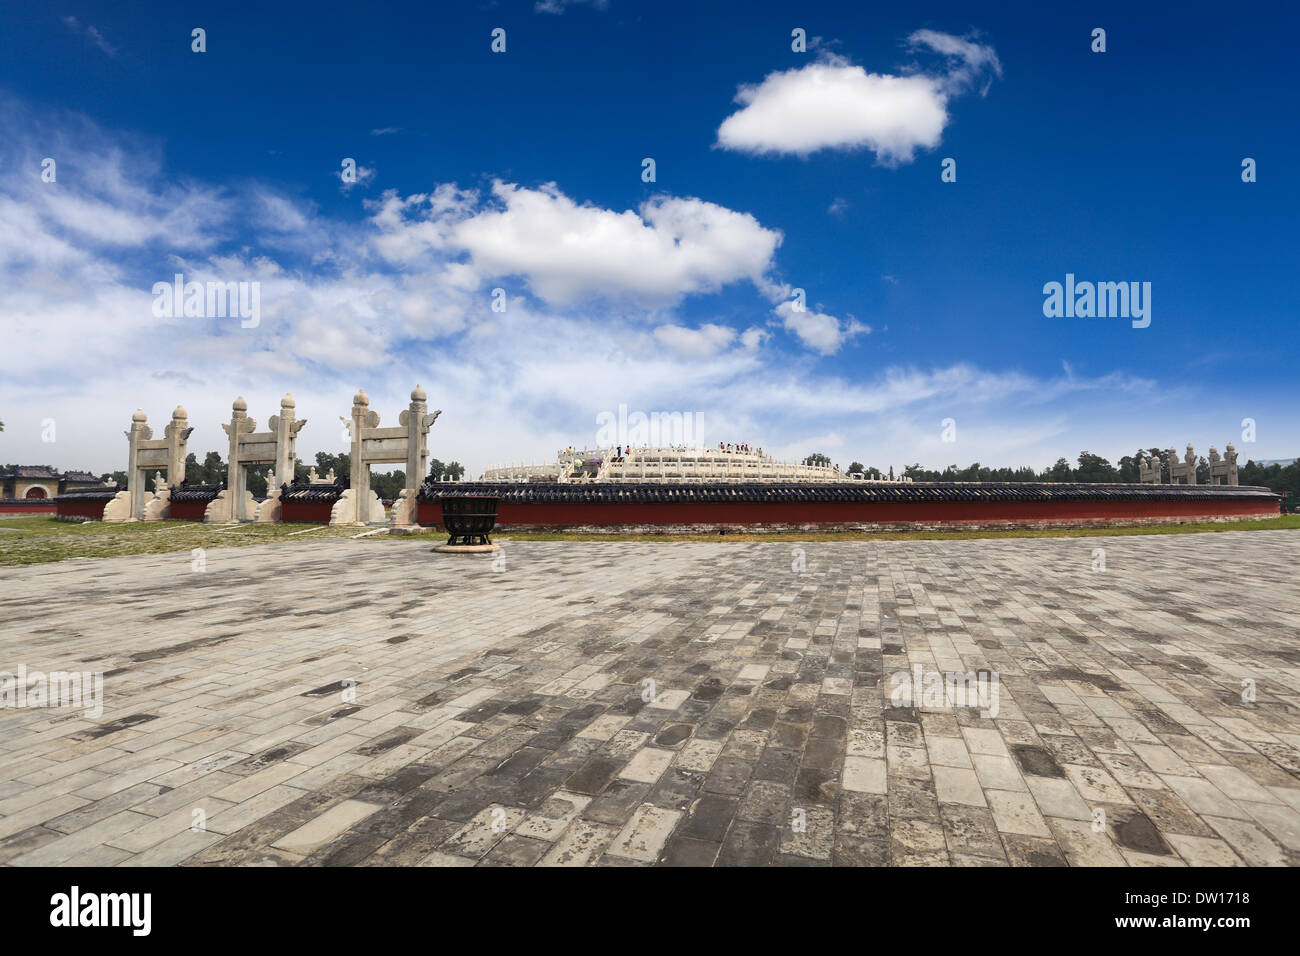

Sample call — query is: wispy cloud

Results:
[338,162,377,193]
[535,0,609,14]
[907,29,1002,95]
[61,16,118,57]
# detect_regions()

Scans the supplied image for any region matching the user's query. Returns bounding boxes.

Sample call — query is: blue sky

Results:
[1,0,1296,476]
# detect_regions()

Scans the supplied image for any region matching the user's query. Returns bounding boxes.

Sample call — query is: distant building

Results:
[480,445,901,484]
[0,466,110,500]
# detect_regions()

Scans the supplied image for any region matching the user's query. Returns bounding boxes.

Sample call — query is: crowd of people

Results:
[716,442,762,456]
[549,445,864,475]
[562,443,775,457]
[598,442,768,462]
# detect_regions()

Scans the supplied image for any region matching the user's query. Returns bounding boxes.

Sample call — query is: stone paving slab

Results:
[1,531,1299,866]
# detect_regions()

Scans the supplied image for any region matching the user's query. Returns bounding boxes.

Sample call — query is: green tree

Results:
[369,469,406,500]
[803,452,831,467]
[1117,450,1144,483]
[179,450,225,485]
[314,451,350,482]
[247,468,269,499]
[1045,458,1074,482]
[1075,451,1119,483]
[200,451,225,485]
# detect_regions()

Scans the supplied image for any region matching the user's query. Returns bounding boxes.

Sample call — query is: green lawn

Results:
[1,514,1296,567]
[0,517,371,567]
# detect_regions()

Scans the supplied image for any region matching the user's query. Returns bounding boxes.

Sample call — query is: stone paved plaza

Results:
[1,531,1299,867]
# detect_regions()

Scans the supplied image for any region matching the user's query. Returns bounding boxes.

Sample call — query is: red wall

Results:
[167,500,210,520]
[416,496,1276,528]
[0,501,57,515]
[55,499,107,518]
[282,500,335,523]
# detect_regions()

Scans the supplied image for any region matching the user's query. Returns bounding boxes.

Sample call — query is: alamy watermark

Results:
[49,886,150,936]
[152,273,260,328]
[1,664,103,718]
[887,665,1000,717]
[1043,273,1150,328]
[595,403,706,448]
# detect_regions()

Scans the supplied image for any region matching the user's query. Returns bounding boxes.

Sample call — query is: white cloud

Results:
[716,32,999,164]
[367,181,788,322]
[653,323,738,358]
[449,182,781,307]
[774,300,870,354]
[718,62,947,164]
[253,191,313,234]
[367,184,479,264]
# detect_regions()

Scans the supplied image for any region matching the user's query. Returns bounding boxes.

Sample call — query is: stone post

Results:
[1168,444,1197,485]
[271,393,304,493]
[1209,443,1241,486]
[391,385,442,528]
[1139,454,1159,484]
[250,392,307,523]
[127,409,151,521]
[165,405,192,487]
[223,398,255,521]
[349,388,371,525]
[404,385,427,500]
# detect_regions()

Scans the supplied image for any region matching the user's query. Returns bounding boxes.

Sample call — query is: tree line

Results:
[808,449,1300,499]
